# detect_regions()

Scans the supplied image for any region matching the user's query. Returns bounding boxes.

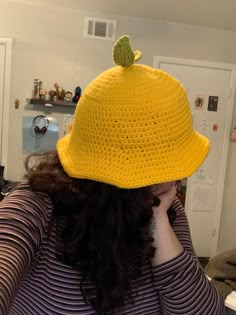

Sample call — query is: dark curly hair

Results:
[24,151,175,314]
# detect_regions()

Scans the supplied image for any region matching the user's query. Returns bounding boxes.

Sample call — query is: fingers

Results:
[152,182,177,214]
[151,181,176,197]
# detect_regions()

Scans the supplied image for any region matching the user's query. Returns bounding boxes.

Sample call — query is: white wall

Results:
[0,1,235,253]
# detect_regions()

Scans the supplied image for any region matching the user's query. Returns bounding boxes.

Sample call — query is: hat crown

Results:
[57,35,210,188]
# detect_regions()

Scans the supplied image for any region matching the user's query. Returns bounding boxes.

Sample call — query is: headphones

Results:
[32,115,49,135]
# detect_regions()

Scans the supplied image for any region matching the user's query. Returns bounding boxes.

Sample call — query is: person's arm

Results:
[0,184,53,314]
[151,182,224,315]
[151,182,183,266]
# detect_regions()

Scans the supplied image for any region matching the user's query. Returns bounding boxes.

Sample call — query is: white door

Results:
[154,56,236,257]
[0,38,12,177]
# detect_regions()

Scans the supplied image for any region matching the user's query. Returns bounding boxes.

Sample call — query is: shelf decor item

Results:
[230,127,236,142]
[32,79,42,99]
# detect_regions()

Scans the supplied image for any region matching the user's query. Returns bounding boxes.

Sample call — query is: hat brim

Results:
[57,129,210,188]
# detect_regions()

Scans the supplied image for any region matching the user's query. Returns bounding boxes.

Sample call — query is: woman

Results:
[0,35,224,314]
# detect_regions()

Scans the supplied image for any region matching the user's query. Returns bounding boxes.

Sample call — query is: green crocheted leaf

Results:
[113,35,142,67]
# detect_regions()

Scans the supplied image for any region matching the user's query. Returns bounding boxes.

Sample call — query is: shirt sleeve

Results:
[0,184,53,314]
[152,197,225,315]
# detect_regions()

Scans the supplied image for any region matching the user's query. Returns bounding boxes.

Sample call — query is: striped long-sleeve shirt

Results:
[0,184,224,314]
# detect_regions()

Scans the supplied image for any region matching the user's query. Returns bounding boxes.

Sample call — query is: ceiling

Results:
[8,0,236,31]
[50,0,236,31]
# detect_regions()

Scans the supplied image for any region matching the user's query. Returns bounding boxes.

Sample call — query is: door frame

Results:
[0,37,12,177]
[154,55,236,257]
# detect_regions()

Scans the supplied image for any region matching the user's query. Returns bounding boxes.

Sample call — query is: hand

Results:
[151,182,177,216]
[150,182,183,266]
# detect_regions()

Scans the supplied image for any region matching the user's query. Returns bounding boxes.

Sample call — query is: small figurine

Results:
[54,83,65,101]
[48,90,56,101]
[72,86,82,103]
[39,88,47,100]
[64,91,73,102]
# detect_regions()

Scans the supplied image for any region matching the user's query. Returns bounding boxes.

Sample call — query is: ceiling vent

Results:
[84,16,116,41]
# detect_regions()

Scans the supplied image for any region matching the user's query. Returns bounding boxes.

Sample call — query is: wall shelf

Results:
[28,98,76,108]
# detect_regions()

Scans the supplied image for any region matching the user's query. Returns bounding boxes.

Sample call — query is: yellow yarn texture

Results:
[57,36,210,188]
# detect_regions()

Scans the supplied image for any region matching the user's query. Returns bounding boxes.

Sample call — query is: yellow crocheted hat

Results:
[57,35,210,188]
